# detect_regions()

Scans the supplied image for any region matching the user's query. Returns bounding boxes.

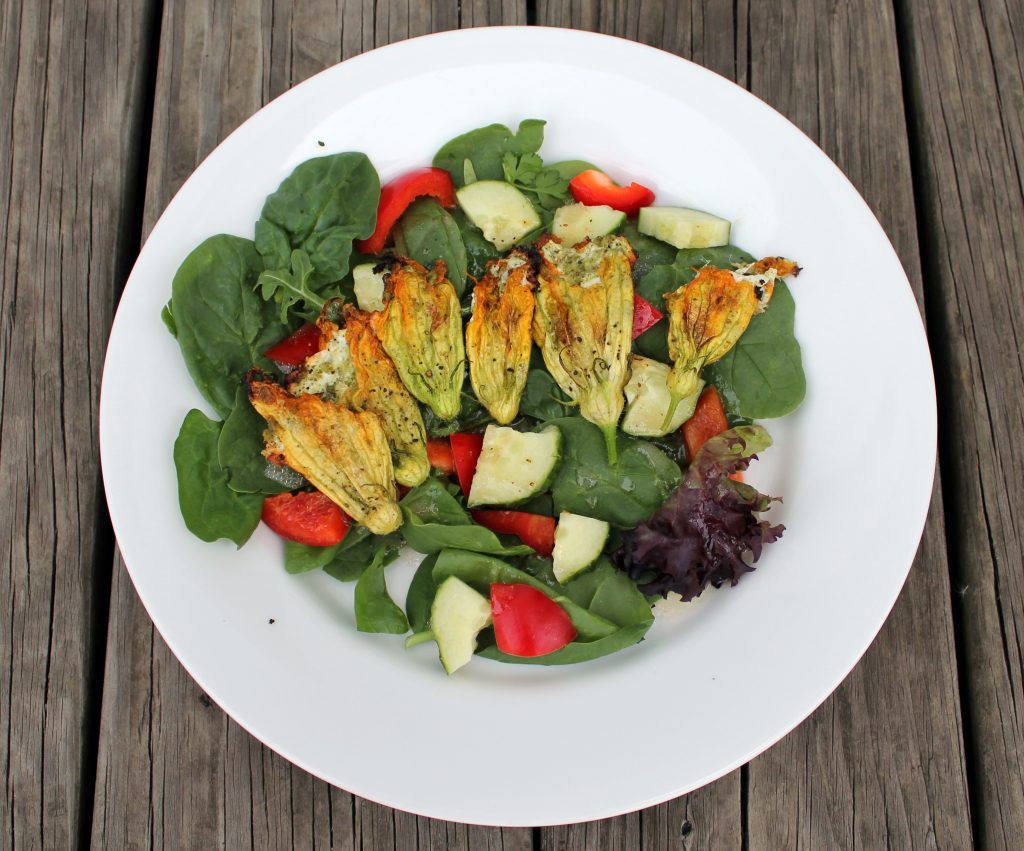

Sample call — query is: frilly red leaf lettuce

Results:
[612,425,784,600]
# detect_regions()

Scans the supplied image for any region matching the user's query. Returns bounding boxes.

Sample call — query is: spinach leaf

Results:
[173,409,263,546]
[548,417,681,527]
[432,549,617,641]
[618,220,678,279]
[519,370,577,421]
[547,160,601,181]
[400,478,532,555]
[452,209,502,280]
[704,281,804,418]
[433,119,546,187]
[218,386,292,495]
[283,540,340,574]
[255,153,380,286]
[170,235,291,418]
[393,198,469,296]
[161,300,177,338]
[406,553,441,632]
[354,545,409,634]
[421,390,495,438]
[323,526,402,582]
[477,621,652,666]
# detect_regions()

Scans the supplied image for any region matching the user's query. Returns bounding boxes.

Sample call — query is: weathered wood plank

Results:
[0,0,157,848]
[898,0,1024,847]
[736,1,973,848]
[91,2,531,849]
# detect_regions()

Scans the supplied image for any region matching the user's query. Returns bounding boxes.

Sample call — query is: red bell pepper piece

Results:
[471,510,556,557]
[682,386,730,462]
[261,491,350,547]
[263,322,321,367]
[632,294,663,339]
[490,584,577,657]
[569,169,655,216]
[426,438,456,476]
[449,432,484,495]
[356,167,457,255]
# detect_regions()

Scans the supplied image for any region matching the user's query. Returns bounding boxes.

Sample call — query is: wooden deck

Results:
[2,0,1021,847]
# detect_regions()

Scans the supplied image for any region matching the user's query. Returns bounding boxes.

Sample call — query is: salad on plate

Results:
[164,118,803,674]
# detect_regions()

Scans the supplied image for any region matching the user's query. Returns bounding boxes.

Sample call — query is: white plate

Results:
[100,27,936,826]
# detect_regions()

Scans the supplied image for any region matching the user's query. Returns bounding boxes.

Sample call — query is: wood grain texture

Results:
[737,1,973,848]
[898,0,1024,847]
[0,0,155,848]
[91,2,530,849]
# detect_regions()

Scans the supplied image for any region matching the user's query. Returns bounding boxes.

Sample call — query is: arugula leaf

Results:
[392,198,469,296]
[433,119,547,187]
[354,545,409,634]
[173,410,263,546]
[255,249,325,323]
[170,234,291,418]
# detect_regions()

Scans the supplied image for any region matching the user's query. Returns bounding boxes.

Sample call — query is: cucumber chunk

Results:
[467,424,562,508]
[456,180,541,250]
[353,263,386,312]
[621,355,703,437]
[551,203,626,246]
[552,512,610,584]
[431,576,493,674]
[637,206,731,249]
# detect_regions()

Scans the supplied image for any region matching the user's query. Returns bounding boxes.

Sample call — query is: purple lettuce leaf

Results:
[612,425,784,600]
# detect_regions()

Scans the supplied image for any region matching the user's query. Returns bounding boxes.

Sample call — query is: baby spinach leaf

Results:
[170,235,291,418]
[704,281,805,418]
[393,198,468,296]
[421,390,495,438]
[618,220,679,279]
[478,621,652,666]
[323,527,402,582]
[547,160,601,181]
[160,300,177,338]
[354,545,409,634]
[519,370,577,422]
[548,417,681,527]
[173,409,263,546]
[432,549,617,641]
[256,153,380,286]
[284,540,340,574]
[218,386,292,495]
[433,119,546,187]
[406,553,441,632]
[255,249,325,322]
[452,209,502,280]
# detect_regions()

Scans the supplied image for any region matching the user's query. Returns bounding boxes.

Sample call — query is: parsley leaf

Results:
[501,152,572,213]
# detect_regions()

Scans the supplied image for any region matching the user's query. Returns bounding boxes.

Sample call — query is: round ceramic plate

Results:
[100,27,936,826]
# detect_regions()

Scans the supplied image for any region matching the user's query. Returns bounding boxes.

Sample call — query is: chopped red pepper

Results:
[449,432,484,495]
[356,167,457,255]
[631,294,663,339]
[263,323,321,367]
[261,491,350,547]
[569,169,655,216]
[682,386,730,462]
[490,584,577,657]
[426,438,456,476]
[471,510,556,557]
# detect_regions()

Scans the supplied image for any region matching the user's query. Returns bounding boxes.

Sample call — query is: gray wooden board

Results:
[0,0,156,848]
[898,0,1024,847]
[90,1,532,849]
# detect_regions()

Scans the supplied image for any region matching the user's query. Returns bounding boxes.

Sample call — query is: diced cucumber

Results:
[621,355,704,437]
[637,206,731,249]
[353,263,386,312]
[467,424,562,508]
[456,180,541,250]
[431,576,493,674]
[551,203,625,246]
[552,512,610,584]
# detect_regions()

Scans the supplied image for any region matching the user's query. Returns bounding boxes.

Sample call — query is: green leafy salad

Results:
[165,119,804,673]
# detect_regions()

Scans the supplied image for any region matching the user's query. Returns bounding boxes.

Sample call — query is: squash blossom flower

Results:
[371,258,465,421]
[343,305,430,488]
[533,235,635,463]
[466,250,536,425]
[663,257,800,426]
[248,374,403,535]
